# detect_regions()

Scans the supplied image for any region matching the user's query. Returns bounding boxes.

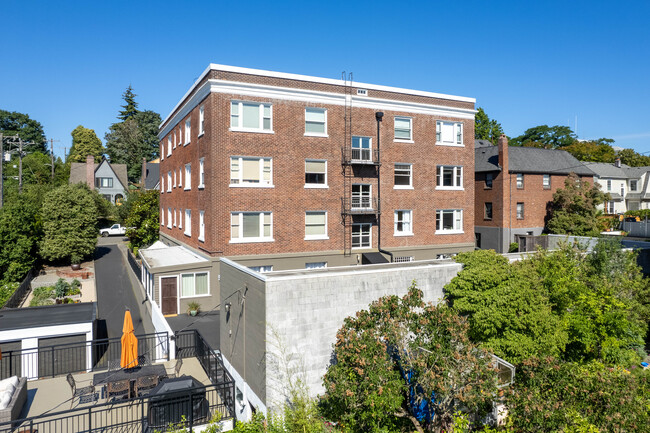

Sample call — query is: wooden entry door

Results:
[161,277,178,315]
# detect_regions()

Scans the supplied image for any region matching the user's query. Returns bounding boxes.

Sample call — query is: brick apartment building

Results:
[144,64,477,316]
[474,136,594,252]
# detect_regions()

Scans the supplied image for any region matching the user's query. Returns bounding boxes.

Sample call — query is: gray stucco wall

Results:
[95,162,126,203]
[475,225,543,253]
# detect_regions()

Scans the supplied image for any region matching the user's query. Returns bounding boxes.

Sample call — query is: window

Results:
[167,172,172,192]
[394,164,412,188]
[178,209,182,229]
[177,168,182,188]
[184,119,191,144]
[230,101,272,132]
[352,184,372,209]
[184,209,191,236]
[394,210,412,235]
[161,176,164,193]
[305,108,327,136]
[485,173,493,189]
[199,210,205,242]
[167,207,172,228]
[173,170,176,188]
[305,160,327,187]
[305,211,327,240]
[351,136,372,161]
[199,106,205,136]
[435,209,463,233]
[231,212,273,242]
[167,137,172,156]
[305,262,327,269]
[173,132,176,149]
[161,207,164,226]
[394,117,412,141]
[606,201,615,214]
[230,157,272,186]
[543,174,551,189]
[620,184,625,196]
[352,223,371,248]
[516,203,524,219]
[181,272,208,297]
[436,166,463,189]
[630,180,638,191]
[484,202,493,220]
[436,121,463,146]
[516,173,524,189]
[95,177,113,188]
[606,179,612,191]
[394,256,414,263]
[198,158,205,188]
[178,128,181,147]
[249,265,273,273]
[185,164,191,190]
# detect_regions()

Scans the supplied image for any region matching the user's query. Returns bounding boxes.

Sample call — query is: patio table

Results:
[93,364,167,399]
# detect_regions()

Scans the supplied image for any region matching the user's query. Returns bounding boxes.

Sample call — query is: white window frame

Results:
[177,168,182,188]
[178,208,182,229]
[394,116,413,142]
[516,173,524,189]
[173,131,177,149]
[543,174,551,189]
[184,209,191,236]
[230,212,274,243]
[305,262,327,269]
[436,121,463,147]
[230,101,273,133]
[351,184,372,210]
[185,163,191,190]
[180,271,210,298]
[199,210,205,242]
[161,176,164,193]
[516,203,524,220]
[606,201,615,214]
[606,179,612,191]
[630,179,638,192]
[167,207,172,228]
[199,158,205,189]
[167,137,172,157]
[230,157,273,187]
[435,209,463,234]
[304,211,328,240]
[305,159,328,188]
[436,165,463,190]
[351,136,372,162]
[161,207,164,226]
[249,265,273,273]
[184,119,191,145]
[304,107,327,137]
[351,223,372,249]
[394,163,413,189]
[394,210,413,236]
[199,106,205,136]
[167,172,172,192]
[173,170,176,188]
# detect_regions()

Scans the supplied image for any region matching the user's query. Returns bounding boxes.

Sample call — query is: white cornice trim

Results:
[160,64,475,128]
[159,79,476,138]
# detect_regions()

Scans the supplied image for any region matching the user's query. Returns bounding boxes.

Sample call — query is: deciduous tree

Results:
[563,140,615,163]
[474,107,504,145]
[67,125,105,163]
[0,109,47,153]
[124,190,159,250]
[616,147,650,167]
[510,125,576,149]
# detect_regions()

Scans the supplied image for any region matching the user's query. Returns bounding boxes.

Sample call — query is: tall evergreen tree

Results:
[118,85,139,121]
[67,125,105,163]
[0,109,47,153]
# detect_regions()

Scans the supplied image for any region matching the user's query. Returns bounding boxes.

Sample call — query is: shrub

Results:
[54,278,70,298]
[30,285,55,306]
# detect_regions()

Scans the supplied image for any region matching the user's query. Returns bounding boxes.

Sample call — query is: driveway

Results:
[94,236,154,339]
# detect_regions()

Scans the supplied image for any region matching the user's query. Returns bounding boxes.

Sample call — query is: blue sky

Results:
[2,0,649,159]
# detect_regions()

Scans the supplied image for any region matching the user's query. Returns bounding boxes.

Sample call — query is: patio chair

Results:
[107,360,121,371]
[166,358,183,379]
[137,354,151,367]
[135,374,158,397]
[107,379,131,401]
[66,373,96,408]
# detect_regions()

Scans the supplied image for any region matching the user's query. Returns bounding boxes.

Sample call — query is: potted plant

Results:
[70,253,82,271]
[187,301,201,317]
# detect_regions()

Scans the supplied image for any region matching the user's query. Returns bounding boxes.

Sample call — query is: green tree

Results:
[118,85,139,120]
[0,109,47,153]
[510,125,576,149]
[125,190,159,250]
[474,107,504,145]
[135,110,162,160]
[563,140,615,163]
[616,148,650,167]
[40,184,98,263]
[321,284,498,433]
[546,173,609,236]
[67,125,105,163]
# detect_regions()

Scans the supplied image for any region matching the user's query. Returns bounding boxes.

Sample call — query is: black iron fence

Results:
[176,329,233,386]
[1,267,36,309]
[0,332,170,380]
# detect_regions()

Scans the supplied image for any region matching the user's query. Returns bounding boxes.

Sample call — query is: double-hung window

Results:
[630,180,638,191]
[305,211,327,240]
[435,209,463,233]
[184,119,191,145]
[95,177,113,188]
[305,160,327,187]
[199,106,205,136]
[485,173,493,189]
[177,168,182,188]
[161,177,164,193]
[185,164,191,190]
[352,223,371,248]
[394,210,412,236]
[161,207,164,226]
[173,170,177,188]
[394,117,412,141]
[606,179,611,191]
[436,121,463,146]
[231,212,273,243]
[516,173,524,189]
[172,208,176,227]
[516,203,524,219]
[484,202,493,220]
[181,272,208,297]
[543,174,551,189]
[352,184,372,209]
[230,101,272,132]
[230,157,272,186]
[184,209,191,236]
[167,137,172,156]
[199,210,205,242]
[436,166,463,189]
[167,172,172,192]
[394,164,412,188]
[167,207,172,228]
[199,158,205,188]
[351,136,372,162]
[305,108,327,136]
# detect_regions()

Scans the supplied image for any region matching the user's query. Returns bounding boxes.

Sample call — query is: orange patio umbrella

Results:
[120,310,138,369]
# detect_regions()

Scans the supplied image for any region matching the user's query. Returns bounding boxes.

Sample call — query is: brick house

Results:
[474,136,594,252]
[143,64,477,316]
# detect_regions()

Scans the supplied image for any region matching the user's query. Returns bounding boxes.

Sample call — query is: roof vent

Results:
[356,89,368,96]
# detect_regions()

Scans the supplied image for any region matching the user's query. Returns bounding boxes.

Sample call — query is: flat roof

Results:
[0,302,96,331]
[140,244,209,270]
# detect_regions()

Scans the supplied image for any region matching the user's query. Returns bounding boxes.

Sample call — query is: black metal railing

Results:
[341,147,381,165]
[0,332,170,380]
[2,267,36,309]
[341,196,381,215]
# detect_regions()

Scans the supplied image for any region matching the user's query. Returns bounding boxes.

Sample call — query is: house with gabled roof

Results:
[583,160,650,213]
[69,155,128,204]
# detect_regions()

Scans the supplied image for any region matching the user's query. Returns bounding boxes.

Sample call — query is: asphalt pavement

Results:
[94,236,154,339]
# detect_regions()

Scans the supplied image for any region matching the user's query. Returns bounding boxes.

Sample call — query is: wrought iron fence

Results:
[341,196,380,215]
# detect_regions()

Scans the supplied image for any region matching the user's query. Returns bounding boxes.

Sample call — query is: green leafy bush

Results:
[30,285,55,306]
[625,209,650,219]
[54,278,70,298]
[0,282,20,307]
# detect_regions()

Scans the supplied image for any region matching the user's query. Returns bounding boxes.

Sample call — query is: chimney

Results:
[86,155,95,189]
[615,158,621,168]
[498,134,509,173]
[141,157,147,191]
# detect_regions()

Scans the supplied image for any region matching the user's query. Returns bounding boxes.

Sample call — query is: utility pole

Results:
[18,138,23,194]
[48,138,60,181]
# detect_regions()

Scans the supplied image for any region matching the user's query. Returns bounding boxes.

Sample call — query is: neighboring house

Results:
[474,136,594,253]
[583,160,650,213]
[69,155,128,204]
[141,158,160,191]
